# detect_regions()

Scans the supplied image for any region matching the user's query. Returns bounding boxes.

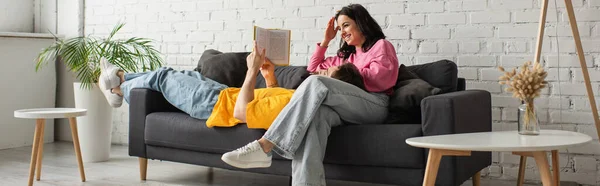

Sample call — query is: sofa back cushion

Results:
[197,49,250,87]
[197,49,309,89]
[255,66,310,89]
[405,60,457,94]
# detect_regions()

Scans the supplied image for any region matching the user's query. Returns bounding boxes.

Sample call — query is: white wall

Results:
[0,33,57,149]
[51,0,86,143]
[0,0,34,32]
[84,0,600,184]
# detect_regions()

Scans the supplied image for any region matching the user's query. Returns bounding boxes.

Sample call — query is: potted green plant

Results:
[35,23,163,162]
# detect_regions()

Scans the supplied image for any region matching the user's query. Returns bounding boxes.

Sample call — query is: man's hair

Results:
[331,63,366,91]
[335,4,386,60]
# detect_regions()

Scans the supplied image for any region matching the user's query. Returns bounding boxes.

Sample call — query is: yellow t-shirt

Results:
[206,87,294,130]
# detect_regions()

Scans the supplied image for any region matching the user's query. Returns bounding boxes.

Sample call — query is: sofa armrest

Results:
[129,88,181,157]
[420,90,492,185]
[421,89,491,136]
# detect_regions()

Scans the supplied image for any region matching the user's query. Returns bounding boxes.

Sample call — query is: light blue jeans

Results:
[262,76,389,186]
[120,67,227,119]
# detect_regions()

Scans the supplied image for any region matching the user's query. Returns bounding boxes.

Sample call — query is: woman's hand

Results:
[321,17,339,47]
[260,58,276,79]
[246,41,266,72]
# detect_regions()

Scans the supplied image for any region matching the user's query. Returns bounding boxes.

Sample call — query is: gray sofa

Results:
[128,59,492,186]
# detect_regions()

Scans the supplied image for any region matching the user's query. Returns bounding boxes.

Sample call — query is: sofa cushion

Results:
[197,49,250,87]
[144,112,425,169]
[406,59,457,94]
[324,124,425,169]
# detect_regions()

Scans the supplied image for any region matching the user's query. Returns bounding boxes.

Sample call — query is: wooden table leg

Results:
[422,149,471,186]
[531,151,553,186]
[512,152,536,186]
[423,149,443,186]
[69,117,86,182]
[28,119,43,186]
[423,149,442,186]
[139,158,147,180]
[35,120,45,181]
[517,156,527,186]
[552,150,560,186]
[472,171,480,186]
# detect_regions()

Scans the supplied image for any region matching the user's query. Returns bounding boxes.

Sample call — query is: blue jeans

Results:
[262,76,389,186]
[120,67,227,119]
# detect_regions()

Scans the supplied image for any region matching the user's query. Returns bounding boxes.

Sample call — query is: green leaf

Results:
[34,23,164,90]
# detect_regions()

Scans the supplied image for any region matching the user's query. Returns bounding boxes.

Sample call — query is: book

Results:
[253,26,291,66]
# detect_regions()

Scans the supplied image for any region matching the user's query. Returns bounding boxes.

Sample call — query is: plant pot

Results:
[73,82,113,162]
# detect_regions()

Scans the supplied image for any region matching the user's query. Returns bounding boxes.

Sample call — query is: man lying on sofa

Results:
[98,42,366,130]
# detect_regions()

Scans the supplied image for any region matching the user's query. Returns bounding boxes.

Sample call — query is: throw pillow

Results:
[196,49,250,87]
[394,64,419,88]
[195,49,223,71]
[386,78,441,124]
[405,60,458,94]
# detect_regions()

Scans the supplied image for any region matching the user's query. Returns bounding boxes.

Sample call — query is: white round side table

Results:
[14,108,87,186]
[406,130,592,186]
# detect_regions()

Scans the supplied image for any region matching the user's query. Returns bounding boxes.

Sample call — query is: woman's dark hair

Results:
[331,63,366,91]
[335,4,386,60]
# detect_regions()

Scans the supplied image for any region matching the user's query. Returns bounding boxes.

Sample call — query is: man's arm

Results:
[233,42,265,122]
[233,69,259,122]
[262,58,279,88]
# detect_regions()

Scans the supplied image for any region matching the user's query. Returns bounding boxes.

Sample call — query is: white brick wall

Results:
[84,0,600,185]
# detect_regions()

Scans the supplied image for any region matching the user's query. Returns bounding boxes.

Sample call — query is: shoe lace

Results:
[236,142,258,155]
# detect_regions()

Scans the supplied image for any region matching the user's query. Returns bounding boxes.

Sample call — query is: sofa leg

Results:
[207,167,214,183]
[288,176,292,186]
[472,171,480,186]
[139,158,148,181]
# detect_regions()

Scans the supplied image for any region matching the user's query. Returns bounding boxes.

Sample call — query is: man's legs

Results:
[123,71,150,81]
[118,67,227,119]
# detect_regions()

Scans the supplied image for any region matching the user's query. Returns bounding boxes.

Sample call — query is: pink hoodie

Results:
[308,39,399,94]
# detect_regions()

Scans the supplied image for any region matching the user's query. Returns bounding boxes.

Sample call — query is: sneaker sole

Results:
[221,156,271,169]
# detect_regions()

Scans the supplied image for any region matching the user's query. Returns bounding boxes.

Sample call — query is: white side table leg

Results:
[35,120,46,181]
[27,119,44,186]
[69,117,86,182]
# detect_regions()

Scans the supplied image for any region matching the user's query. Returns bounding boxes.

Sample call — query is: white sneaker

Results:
[99,57,121,90]
[221,140,272,169]
[98,74,123,108]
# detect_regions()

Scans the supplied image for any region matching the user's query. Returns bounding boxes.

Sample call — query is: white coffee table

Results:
[14,108,87,186]
[406,130,592,186]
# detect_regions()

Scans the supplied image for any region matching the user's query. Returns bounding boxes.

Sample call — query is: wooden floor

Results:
[0,142,543,186]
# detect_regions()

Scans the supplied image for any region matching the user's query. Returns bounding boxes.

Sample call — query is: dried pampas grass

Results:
[498,61,548,103]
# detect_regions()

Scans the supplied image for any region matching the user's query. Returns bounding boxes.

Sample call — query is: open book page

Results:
[267,29,290,66]
[254,26,291,66]
[254,26,269,53]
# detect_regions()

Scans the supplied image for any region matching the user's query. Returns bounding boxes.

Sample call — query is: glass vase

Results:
[517,103,540,135]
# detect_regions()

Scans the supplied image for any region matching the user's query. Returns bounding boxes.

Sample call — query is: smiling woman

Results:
[333,4,387,60]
